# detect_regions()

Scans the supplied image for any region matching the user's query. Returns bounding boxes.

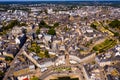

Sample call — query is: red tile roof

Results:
[23,78,29,80]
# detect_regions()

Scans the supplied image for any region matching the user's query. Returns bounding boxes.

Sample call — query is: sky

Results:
[0,0,120,1]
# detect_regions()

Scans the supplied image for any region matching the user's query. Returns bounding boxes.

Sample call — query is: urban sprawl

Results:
[0,3,120,80]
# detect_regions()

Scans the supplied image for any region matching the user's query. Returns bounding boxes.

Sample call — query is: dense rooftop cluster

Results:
[0,2,120,80]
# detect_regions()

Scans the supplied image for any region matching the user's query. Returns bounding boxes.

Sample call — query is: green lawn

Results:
[50,77,79,80]
[53,67,71,72]
[93,39,117,52]
[37,51,46,58]
[30,76,39,80]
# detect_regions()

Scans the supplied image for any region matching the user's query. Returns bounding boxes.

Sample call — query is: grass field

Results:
[93,39,117,52]
[53,67,71,72]
[50,77,79,80]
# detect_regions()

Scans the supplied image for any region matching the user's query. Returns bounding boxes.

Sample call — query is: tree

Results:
[30,76,39,80]
[0,71,4,77]
[19,22,27,26]
[109,19,120,28]
[28,42,41,54]
[114,32,120,37]
[36,29,40,35]
[53,22,59,28]
[90,23,97,29]
[44,50,50,58]
[111,69,119,76]
[40,20,46,26]
[3,20,20,30]
[5,56,13,61]
[47,28,56,35]
[84,17,88,21]
[36,46,40,54]
[39,20,52,28]
[44,9,48,14]
[39,20,47,28]
[92,61,96,64]
[96,52,99,55]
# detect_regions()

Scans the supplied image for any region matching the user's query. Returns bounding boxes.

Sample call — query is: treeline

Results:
[0,5,30,12]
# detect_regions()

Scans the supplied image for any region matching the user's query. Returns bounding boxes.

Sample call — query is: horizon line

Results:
[0,0,120,1]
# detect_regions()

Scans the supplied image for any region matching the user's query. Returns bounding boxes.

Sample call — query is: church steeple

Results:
[65,51,70,66]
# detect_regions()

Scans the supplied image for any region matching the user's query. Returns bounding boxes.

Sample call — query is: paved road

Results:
[22,50,41,68]
[3,45,25,80]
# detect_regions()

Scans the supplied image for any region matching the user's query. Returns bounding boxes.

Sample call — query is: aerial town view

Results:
[0,0,120,80]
